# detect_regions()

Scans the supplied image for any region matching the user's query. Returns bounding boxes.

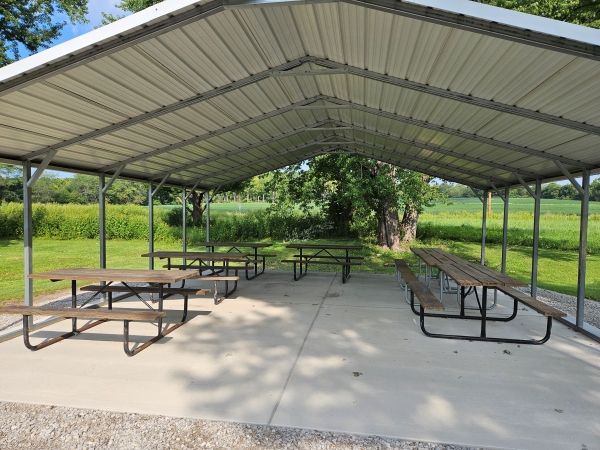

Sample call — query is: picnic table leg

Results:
[71,280,77,332]
[480,287,487,338]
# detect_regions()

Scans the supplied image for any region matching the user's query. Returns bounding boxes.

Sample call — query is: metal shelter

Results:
[0,0,599,340]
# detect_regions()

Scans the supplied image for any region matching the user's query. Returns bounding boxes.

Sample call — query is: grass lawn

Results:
[425,197,600,215]
[1,237,598,306]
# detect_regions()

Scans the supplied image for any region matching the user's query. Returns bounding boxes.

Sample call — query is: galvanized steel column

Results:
[206,190,210,243]
[481,190,488,265]
[182,187,187,252]
[502,186,509,274]
[531,179,542,298]
[148,181,154,270]
[22,161,33,320]
[576,170,590,327]
[99,174,106,270]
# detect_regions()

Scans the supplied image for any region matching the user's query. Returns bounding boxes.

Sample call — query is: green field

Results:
[425,197,600,215]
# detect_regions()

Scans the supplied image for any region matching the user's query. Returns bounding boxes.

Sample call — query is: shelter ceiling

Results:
[1,0,599,190]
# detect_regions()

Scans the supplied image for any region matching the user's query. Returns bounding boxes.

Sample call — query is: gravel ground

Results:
[0,402,483,450]
[514,285,600,329]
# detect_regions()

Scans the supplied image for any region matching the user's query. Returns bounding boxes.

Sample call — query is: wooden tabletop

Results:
[141,251,249,259]
[437,263,527,288]
[285,244,363,250]
[28,268,196,283]
[202,242,273,248]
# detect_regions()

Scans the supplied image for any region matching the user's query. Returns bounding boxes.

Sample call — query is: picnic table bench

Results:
[0,268,197,356]
[282,244,363,283]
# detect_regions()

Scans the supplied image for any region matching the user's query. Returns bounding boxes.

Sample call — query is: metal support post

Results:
[182,187,187,254]
[502,186,510,274]
[531,179,542,298]
[148,181,154,269]
[576,170,590,327]
[22,161,33,327]
[99,174,106,270]
[481,190,488,265]
[206,190,210,243]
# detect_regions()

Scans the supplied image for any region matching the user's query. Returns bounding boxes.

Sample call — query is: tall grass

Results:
[418,211,600,253]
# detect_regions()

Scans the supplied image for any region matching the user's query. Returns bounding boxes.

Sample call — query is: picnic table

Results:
[202,242,275,280]
[404,252,565,344]
[282,244,364,283]
[1,268,198,356]
[141,251,247,303]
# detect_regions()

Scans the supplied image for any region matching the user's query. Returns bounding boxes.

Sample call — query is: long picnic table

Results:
[201,242,274,280]
[141,251,248,303]
[406,250,553,344]
[283,244,364,283]
[21,268,197,355]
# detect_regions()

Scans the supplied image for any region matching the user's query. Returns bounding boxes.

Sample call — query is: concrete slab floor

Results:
[0,271,598,449]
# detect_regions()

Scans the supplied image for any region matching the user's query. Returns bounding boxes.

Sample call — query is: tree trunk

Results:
[375,161,402,251]
[400,203,419,242]
[188,190,205,225]
[377,199,402,251]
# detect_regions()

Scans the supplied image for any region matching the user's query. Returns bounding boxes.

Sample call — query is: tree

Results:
[100,0,160,25]
[474,0,600,28]
[1,0,89,66]
[590,179,600,202]
[266,155,444,249]
[542,182,561,199]
[0,163,22,202]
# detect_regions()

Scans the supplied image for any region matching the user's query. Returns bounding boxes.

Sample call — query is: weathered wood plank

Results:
[407,281,445,311]
[436,264,481,286]
[395,259,418,283]
[28,268,195,284]
[0,306,165,321]
[497,287,567,317]
[142,251,248,259]
[285,244,363,250]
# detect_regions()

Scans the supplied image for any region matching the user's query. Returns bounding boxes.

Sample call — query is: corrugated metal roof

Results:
[0,0,599,191]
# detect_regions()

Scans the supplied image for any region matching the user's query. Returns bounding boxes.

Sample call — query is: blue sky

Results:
[52,0,130,45]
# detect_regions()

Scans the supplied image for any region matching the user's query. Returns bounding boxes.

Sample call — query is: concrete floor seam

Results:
[266,272,339,425]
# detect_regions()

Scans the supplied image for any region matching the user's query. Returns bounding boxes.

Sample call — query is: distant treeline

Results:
[437,181,600,201]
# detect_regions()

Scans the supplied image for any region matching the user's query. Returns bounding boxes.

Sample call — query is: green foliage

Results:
[0,203,172,240]
[100,0,161,25]
[475,0,600,28]
[0,0,88,66]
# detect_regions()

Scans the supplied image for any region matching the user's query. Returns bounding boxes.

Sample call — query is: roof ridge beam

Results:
[308,58,600,137]
[321,96,593,169]
[331,120,539,179]
[21,57,312,162]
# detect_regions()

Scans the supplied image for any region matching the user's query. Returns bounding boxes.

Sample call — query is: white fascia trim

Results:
[0,0,209,83]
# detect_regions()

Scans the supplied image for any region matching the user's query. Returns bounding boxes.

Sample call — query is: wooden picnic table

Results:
[141,251,248,302]
[23,268,197,355]
[201,242,274,280]
[283,244,364,283]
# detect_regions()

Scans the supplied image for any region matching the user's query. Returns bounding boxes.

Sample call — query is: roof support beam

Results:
[489,181,506,202]
[184,179,203,200]
[101,164,125,194]
[21,57,311,161]
[189,137,342,182]
[151,174,169,197]
[331,120,539,180]
[555,160,585,196]
[514,172,538,198]
[339,146,489,190]
[343,141,502,185]
[309,58,600,137]
[150,119,332,180]
[322,96,593,169]
[470,187,484,203]
[26,148,57,188]
[101,96,327,173]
